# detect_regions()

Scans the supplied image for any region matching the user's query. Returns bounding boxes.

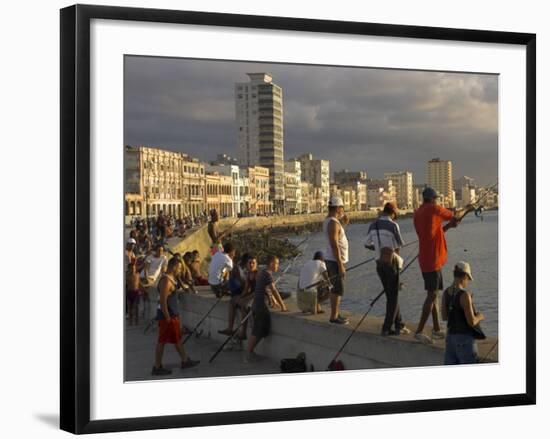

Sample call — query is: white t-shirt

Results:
[144,254,168,285]
[298,259,327,291]
[208,251,234,286]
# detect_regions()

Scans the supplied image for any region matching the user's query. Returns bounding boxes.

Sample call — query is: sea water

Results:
[281,211,498,337]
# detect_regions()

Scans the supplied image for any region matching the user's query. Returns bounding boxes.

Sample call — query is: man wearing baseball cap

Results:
[323,196,350,324]
[413,187,474,344]
[441,261,485,364]
[125,237,137,268]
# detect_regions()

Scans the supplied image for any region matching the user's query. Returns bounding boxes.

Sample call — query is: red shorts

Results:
[158,316,181,344]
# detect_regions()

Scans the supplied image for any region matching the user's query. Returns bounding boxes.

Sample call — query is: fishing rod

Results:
[327,190,498,370]
[217,193,264,239]
[462,182,498,221]
[479,339,498,363]
[326,251,420,370]
[186,234,310,348]
[208,234,313,363]
[299,239,420,292]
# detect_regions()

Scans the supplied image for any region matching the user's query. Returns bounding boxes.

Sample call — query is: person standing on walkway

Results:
[143,244,168,321]
[324,196,350,325]
[124,238,137,267]
[156,211,167,242]
[151,257,200,376]
[208,209,226,255]
[413,187,473,344]
[442,261,485,364]
[365,202,410,336]
[244,255,282,363]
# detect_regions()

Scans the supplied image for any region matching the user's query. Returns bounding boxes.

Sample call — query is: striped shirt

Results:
[365,216,405,260]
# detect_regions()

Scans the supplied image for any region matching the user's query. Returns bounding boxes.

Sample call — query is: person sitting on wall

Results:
[218,253,251,337]
[207,242,236,298]
[189,250,209,286]
[297,251,331,315]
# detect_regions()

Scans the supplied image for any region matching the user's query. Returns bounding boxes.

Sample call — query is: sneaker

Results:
[398,326,412,335]
[151,366,172,376]
[414,332,434,345]
[381,329,398,336]
[181,358,200,369]
[217,328,234,336]
[432,329,446,339]
[329,316,350,325]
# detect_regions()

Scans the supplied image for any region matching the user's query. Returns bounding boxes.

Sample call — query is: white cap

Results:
[455,261,473,281]
[328,196,344,208]
[127,238,137,245]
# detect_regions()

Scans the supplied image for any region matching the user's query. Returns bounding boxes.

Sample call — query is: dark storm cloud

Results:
[124,56,498,185]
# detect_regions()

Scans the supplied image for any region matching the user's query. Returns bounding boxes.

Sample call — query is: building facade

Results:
[296,153,330,213]
[236,73,285,213]
[206,164,242,217]
[384,171,413,210]
[334,169,367,186]
[245,165,271,215]
[366,179,395,209]
[124,145,206,220]
[300,181,313,214]
[284,160,302,214]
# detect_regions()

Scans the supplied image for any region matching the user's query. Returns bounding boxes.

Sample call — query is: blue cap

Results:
[313,251,324,260]
[422,187,439,200]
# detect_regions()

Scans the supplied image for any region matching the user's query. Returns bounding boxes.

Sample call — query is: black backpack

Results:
[280,352,307,373]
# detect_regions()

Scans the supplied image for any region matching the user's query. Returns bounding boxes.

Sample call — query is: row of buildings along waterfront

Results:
[124,144,496,220]
[124,72,497,220]
[124,145,334,219]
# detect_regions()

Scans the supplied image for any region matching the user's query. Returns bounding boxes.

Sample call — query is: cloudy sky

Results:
[124,56,498,186]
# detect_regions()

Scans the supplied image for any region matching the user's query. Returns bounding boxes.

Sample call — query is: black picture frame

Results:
[60,4,536,434]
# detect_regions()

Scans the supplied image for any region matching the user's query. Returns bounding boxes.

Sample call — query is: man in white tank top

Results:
[323,196,350,324]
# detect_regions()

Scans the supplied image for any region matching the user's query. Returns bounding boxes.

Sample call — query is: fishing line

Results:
[326,251,420,370]
[187,233,313,346]
[208,232,315,363]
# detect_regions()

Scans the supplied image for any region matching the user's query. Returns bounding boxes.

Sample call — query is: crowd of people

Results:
[124,211,213,375]
[126,188,489,377]
[129,210,209,242]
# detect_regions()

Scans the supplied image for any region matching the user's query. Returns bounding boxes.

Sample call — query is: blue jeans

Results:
[444,333,478,365]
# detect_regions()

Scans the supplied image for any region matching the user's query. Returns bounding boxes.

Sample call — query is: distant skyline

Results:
[124,56,498,186]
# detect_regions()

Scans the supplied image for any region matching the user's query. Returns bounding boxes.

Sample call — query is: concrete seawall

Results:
[179,288,498,373]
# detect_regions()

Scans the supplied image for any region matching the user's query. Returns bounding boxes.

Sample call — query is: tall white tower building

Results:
[235,73,284,213]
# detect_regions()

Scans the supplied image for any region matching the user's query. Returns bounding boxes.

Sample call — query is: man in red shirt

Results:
[413,187,473,344]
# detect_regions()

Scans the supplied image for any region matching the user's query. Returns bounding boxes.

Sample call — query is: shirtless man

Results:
[125,262,143,326]
[208,209,226,254]
[152,257,200,376]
